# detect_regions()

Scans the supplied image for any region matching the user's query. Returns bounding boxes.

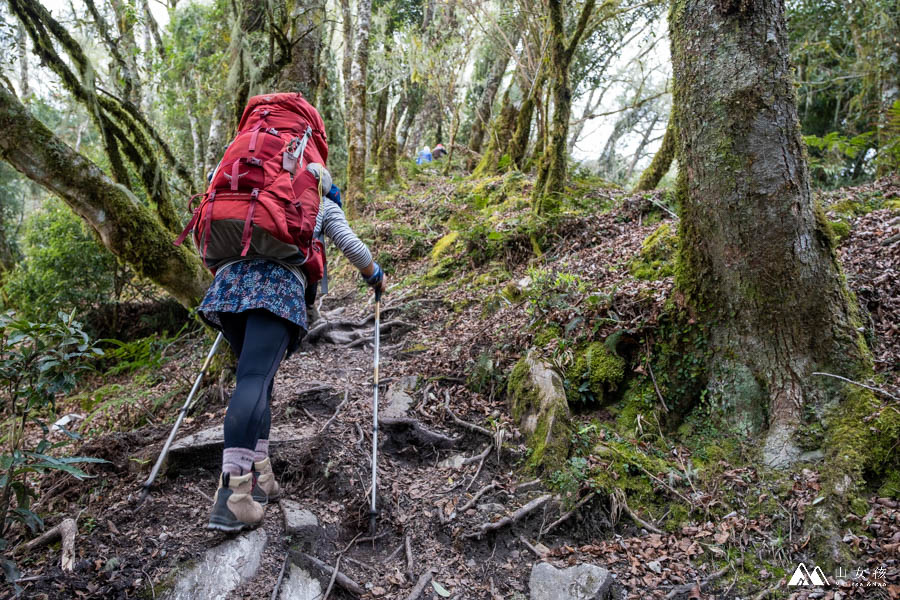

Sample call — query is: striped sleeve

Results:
[314,198,373,269]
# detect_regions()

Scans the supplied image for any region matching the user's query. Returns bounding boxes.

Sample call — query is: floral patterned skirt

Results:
[198,259,307,353]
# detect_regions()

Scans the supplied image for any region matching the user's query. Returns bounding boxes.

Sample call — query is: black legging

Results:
[218,309,296,450]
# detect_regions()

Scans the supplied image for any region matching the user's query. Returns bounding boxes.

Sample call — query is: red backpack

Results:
[175,92,329,286]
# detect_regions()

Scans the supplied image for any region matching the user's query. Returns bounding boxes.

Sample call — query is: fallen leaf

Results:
[432,581,451,597]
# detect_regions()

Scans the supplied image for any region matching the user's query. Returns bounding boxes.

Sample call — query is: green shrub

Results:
[0,311,105,589]
[3,200,117,323]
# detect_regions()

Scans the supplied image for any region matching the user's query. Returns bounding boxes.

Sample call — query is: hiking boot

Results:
[207,472,264,532]
[251,457,281,504]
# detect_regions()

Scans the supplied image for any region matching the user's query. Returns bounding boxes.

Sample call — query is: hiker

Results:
[432,143,447,159]
[416,145,433,164]
[176,93,385,532]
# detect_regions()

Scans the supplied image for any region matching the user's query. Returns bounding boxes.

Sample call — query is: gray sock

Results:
[254,439,269,463]
[222,447,256,476]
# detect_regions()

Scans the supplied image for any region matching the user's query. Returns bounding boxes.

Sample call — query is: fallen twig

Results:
[601,442,694,507]
[615,489,662,534]
[405,568,435,600]
[464,494,553,539]
[540,492,596,537]
[519,535,546,558]
[751,582,781,600]
[269,554,289,600]
[812,372,900,402]
[321,555,341,600]
[457,482,498,515]
[645,343,669,412]
[23,518,76,571]
[296,552,365,596]
[405,535,414,581]
[320,386,350,433]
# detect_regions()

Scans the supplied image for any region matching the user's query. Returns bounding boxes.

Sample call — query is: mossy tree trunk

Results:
[633,116,675,191]
[0,85,209,308]
[472,88,519,176]
[275,0,326,98]
[376,89,407,186]
[506,71,544,171]
[533,0,596,214]
[345,0,372,218]
[670,0,874,468]
[467,41,515,170]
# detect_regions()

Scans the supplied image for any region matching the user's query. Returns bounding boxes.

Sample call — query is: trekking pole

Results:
[138,332,225,505]
[369,287,382,536]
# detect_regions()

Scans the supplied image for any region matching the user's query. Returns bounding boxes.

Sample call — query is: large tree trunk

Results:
[533,0,595,213]
[0,85,209,308]
[275,0,325,98]
[473,87,518,176]
[467,44,514,169]
[671,0,876,475]
[340,0,353,117]
[634,116,675,191]
[345,0,372,217]
[377,91,407,186]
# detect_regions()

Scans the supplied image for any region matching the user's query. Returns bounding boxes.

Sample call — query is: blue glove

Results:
[326,183,342,208]
[363,262,383,287]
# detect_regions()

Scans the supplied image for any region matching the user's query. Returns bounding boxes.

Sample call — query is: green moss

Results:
[425,256,455,283]
[589,439,670,506]
[613,380,657,434]
[430,231,460,261]
[630,222,678,280]
[877,470,900,499]
[566,342,626,404]
[534,324,562,347]
[824,384,900,501]
[828,219,851,244]
[507,356,572,472]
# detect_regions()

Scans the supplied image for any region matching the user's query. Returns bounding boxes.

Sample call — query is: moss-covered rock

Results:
[430,231,460,261]
[566,342,626,404]
[630,222,678,280]
[507,353,573,471]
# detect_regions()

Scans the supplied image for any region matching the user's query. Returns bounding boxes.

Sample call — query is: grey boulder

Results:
[529,562,612,600]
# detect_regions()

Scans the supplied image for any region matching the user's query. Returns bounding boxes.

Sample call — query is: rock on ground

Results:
[168,423,317,469]
[529,562,613,600]
[279,499,322,547]
[381,375,419,419]
[507,352,572,469]
[163,528,267,600]
[279,564,322,600]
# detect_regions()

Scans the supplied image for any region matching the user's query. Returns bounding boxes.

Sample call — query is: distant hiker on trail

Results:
[432,143,447,159]
[416,145,433,164]
[174,92,385,532]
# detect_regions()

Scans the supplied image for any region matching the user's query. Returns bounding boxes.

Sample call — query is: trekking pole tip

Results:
[368,511,378,538]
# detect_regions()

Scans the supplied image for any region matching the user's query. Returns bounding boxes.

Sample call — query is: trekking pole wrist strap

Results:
[364,262,383,287]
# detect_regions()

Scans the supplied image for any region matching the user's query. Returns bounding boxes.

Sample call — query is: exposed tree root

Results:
[23,518,77,572]
[464,494,553,539]
[540,492,597,537]
[303,312,413,347]
[294,551,365,596]
[405,568,435,600]
[379,417,458,448]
